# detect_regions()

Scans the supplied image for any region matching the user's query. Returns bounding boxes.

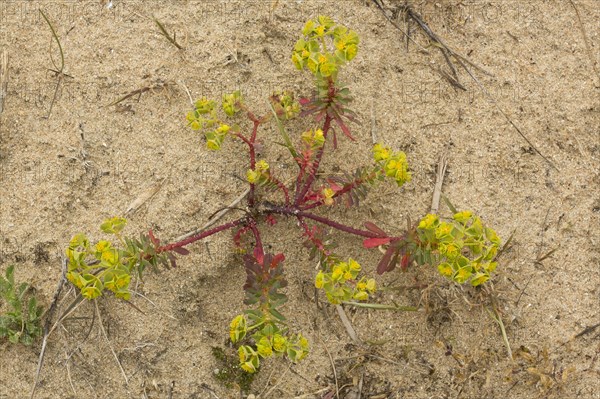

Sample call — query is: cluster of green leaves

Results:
[315,258,376,304]
[270,90,300,120]
[228,252,308,373]
[232,321,309,373]
[66,217,171,300]
[229,254,309,373]
[292,15,359,80]
[0,265,44,345]
[186,95,242,150]
[416,211,501,286]
[372,143,412,187]
[246,160,271,185]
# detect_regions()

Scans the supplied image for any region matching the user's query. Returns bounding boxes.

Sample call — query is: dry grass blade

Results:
[0,49,8,115]
[106,81,174,107]
[95,301,128,384]
[40,9,67,119]
[335,304,360,343]
[175,187,250,242]
[320,335,340,399]
[569,0,600,84]
[430,153,448,214]
[30,258,68,399]
[125,178,166,216]
[153,16,184,50]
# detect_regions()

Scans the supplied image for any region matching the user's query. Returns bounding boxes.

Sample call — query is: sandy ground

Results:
[1,0,599,398]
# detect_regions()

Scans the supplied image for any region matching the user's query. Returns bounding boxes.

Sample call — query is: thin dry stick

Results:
[569,0,600,84]
[106,81,174,107]
[63,346,76,395]
[94,301,128,384]
[487,300,513,361]
[335,304,360,344]
[40,9,67,119]
[178,80,194,106]
[30,258,68,399]
[320,336,340,399]
[175,187,250,242]
[0,49,8,115]
[370,101,377,144]
[430,153,448,214]
[262,362,292,398]
[153,16,184,50]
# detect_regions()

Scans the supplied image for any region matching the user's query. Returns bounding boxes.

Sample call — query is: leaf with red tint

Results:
[363,237,392,248]
[148,229,160,246]
[327,180,343,192]
[299,97,311,106]
[253,246,264,265]
[266,215,277,226]
[172,247,189,256]
[364,221,387,237]
[333,115,355,141]
[167,252,177,268]
[377,246,396,274]
[401,253,411,271]
[270,253,285,269]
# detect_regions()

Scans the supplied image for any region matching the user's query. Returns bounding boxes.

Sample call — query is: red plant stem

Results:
[294,115,332,206]
[296,211,380,238]
[263,205,381,239]
[249,220,264,260]
[301,168,380,211]
[269,175,290,205]
[157,218,246,252]
[298,216,328,256]
[248,120,260,207]
[234,132,251,146]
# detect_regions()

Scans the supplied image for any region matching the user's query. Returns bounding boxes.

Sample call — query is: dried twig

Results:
[569,0,600,84]
[153,16,184,50]
[0,49,8,115]
[95,301,128,384]
[175,187,250,242]
[430,153,448,214]
[106,81,175,107]
[320,336,339,399]
[335,304,360,344]
[40,9,70,119]
[30,258,68,399]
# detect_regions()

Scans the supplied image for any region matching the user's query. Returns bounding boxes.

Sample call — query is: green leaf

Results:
[269,102,298,159]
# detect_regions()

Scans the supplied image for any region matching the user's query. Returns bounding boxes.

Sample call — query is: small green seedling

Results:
[0,265,44,345]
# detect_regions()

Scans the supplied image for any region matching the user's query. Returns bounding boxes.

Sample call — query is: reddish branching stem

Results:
[157,218,246,253]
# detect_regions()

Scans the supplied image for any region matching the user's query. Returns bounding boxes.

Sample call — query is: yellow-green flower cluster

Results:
[301,128,325,150]
[272,90,300,120]
[321,187,335,206]
[372,143,411,187]
[222,90,243,116]
[315,258,376,304]
[246,160,270,185]
[230,316,309,373]
[417,211,501,286]
[205,123,230,151]
[292,16,359,79]
[186,92,243,150]
[186,98,217,131]
[66,218,133,300]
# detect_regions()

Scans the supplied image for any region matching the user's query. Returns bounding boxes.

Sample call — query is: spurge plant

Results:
[66,16,502,374]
